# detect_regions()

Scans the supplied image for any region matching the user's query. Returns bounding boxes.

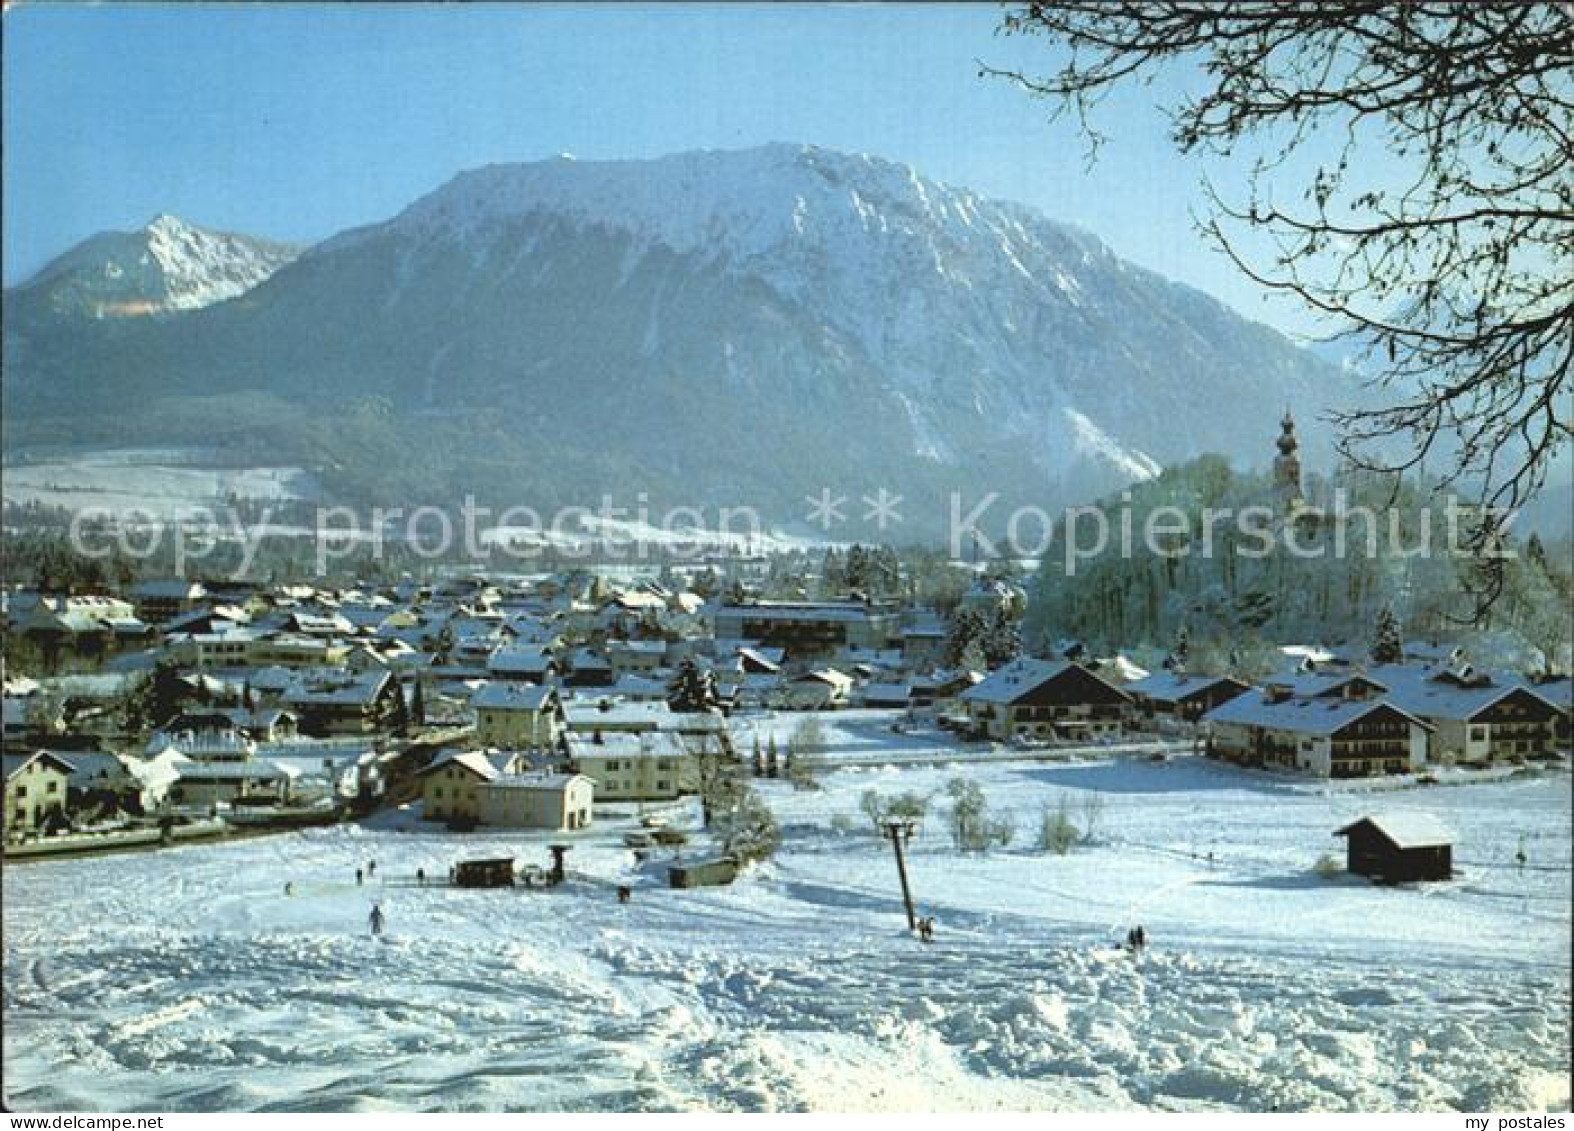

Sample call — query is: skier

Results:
[417,867,426,887]
[355,867,363,886]
[367,860,377,879]
[1133,925,1148,952]
[369,903,385,937]
[284,881,295,897]
[617,885,631,904]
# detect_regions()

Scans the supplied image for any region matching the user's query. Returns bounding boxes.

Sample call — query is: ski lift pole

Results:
[880,817,918,930]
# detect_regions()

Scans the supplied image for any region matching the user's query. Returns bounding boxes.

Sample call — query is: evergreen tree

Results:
[944,607,987,667]
[409,679,426,727]
[984,606,1022,666]
[666,658,719,713]
[1371,606,1403,664]
[388,679,411,736]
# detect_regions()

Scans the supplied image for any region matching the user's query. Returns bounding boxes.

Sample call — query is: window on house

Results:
[46,781,57,794]
[14,786,25,798]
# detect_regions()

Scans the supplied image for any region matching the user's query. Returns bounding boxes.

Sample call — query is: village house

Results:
[19,596,148,665]
[477,772,594,831]
[1371,662,1564,765]
[283,669,405,736]
[1203,684,1430,777]
[772,668,855,710]
[565,648,615,687]
[562,697,728,746]
[710,599,901,658]
[1125,671,1252,722]
[957,658,1132,742]
[168,759,298,810]
[129,580,209,625]
[471,683,565,751]
[565,730,698,802]
[150,714,258,761]
[4,750,75,838]
[860,681,916,709]
[607,639,668,680]
[415,750,527,825]
[911,668,982,710]
[486,643,558,684]
[219,706,299,744]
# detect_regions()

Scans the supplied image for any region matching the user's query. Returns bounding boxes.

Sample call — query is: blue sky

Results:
[4,2,1317,333]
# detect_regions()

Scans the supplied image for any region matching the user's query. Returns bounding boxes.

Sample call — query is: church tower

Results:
[1273,410,1304,509]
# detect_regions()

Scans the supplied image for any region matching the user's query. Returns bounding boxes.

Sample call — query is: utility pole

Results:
[880,817,919,930]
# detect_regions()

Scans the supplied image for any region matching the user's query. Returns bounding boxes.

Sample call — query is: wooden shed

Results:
[668,856,739,889]
[453,857,516,888]
[1334,813,1453,883]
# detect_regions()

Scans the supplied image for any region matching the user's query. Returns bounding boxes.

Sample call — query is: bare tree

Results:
[985,3,1573,617]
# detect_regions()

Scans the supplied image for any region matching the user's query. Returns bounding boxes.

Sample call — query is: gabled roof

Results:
[471,682,559,712]
[1371,662,1563,722]
[487,645,555,674]
[1335,811,1451,849]
[417,749,515,781]
[282,669,393,707]
[1263,668,1389,699]
[3,750,77,780]
[960,658,1131,706]
[1205,692,1430,736]
[482,772,591,792]
[1125,671,1249,704]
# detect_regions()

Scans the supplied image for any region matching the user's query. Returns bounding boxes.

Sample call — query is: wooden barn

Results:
[453,857,516,888]
[1334,813,1453,883]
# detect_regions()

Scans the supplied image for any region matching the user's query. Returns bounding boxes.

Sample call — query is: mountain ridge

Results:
[4,144,1360,531]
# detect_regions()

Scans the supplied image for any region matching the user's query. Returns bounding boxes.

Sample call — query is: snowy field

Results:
[3,715,1569,1113]
[2,449,321,517]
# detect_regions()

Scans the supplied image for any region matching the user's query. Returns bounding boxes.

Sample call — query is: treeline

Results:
[1024,455,1572,670]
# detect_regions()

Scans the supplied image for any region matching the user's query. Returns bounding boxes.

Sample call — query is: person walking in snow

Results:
[367,860,377,879]
[369,903,385,937]
[355,867,364,886]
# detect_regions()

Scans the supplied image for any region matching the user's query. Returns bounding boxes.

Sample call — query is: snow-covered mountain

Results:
[5,146,1359,525]
[10,214,299,318]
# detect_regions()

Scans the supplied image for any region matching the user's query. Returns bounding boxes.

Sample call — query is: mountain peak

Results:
[13,214,301,318]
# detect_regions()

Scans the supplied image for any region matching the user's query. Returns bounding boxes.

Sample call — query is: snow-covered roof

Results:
[487,645,555,674]
[1336,811,1452,849]
[708,600,897,623]
[862,682,914,703]
[418,750,515,781]
[1264,668,1389,699]
[1370,662,1562,722]
[471,682,558,712]
[482,772,589,792]
[175,759,298,781]
[1125,671,1246,703]
[961,658,1127,705]
[566,730,690,760]
[1205,692,1429,736]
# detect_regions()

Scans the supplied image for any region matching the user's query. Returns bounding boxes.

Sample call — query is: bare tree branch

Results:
[984,1,1574,620]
